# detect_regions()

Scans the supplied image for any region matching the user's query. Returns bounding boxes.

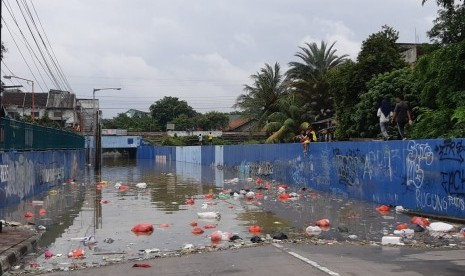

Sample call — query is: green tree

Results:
[103,113,159,131]
[422,0,461,8]
[171,114,195,131]
[411,40,465,138]
[149,96,198,131]
[330,25,407,138]
[327,61,358,139]
[427,4,465,45]
[287,41,348,122]
[234,63,287,129]
[263,95,309,143]
[352,68,419,138]
[196,111,229,130]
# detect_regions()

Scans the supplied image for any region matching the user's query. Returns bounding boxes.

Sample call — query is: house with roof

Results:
[2,90,48,120]
[46,90,78,128]
[223,115,256,132]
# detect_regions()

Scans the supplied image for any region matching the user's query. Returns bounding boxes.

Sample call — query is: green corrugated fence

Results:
[0,117,84,150]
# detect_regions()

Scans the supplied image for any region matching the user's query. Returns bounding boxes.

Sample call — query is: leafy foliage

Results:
[411,40,465,138]
[195,111,229,130]
[329,25,407,139]
[428,4,465,45]
[149,96,198,131]
[234,63,288,129]
[287,41,348,122]
[264,96,309,143]
[352,68,419,138]
[103,113,159,131]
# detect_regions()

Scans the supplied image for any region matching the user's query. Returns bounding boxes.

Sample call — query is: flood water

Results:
[1,157,421,272]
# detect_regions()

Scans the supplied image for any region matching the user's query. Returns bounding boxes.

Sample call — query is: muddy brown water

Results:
[1,158,460,272]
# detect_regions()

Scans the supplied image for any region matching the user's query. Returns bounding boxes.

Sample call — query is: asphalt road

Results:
[45,243,465,276]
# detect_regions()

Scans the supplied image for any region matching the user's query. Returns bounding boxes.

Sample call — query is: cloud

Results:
[1,0,439,118]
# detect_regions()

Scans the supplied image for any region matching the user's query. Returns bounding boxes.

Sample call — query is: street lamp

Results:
[3,75,35,121]
[92,87,121,171]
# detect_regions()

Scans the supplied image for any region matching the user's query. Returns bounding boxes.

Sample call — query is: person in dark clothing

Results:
[392,95,412,140]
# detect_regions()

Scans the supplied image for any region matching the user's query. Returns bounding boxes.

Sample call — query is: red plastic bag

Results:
[411,216,430,227]
[24,212,34,218]
[248,225,262,233]
[396,223,409,230]
[376,205,390,212]
[315,219,330,227]
[192,227,204,235]
[204,224,216,229]
[39,208,47,216]
[131,224,154,233]
[68,248,84,259]
[278,193,290,201]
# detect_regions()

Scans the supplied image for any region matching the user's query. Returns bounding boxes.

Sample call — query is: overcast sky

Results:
[1,0,438,118]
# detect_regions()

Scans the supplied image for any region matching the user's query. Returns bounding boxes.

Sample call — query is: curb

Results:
[0,234,40,276]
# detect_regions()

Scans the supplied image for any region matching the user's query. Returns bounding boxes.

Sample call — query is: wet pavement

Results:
[0,224,39,275]
[40,244,465,276]
[1,158,465,274]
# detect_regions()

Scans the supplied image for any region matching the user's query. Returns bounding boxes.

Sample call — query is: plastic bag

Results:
[131,224,154,233]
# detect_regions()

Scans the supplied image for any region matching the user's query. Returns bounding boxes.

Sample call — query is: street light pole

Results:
[3,75,35,121]
[92,88,121,172]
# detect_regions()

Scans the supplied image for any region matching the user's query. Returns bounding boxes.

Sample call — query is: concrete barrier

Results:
[138,138,465,218]
[0,150,85,207]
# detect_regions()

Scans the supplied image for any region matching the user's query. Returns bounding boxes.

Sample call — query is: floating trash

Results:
[135,182,147,189]
[305,226,322,236]
[315,219,330,227]
[68,248,85,259]
[197,212,220,220]
[248,225,262,233]
[24,212,34,218]
[191,227,204,235]
[131,224,154,235]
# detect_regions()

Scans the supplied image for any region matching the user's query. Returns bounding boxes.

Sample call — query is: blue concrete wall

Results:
[85,136,143,149]
[137,139,465,218]
[0,150,86,207]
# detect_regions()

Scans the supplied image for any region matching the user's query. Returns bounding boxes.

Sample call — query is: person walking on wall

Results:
[198,133,203,145]
[392,95,412,140]
[207,132,213,145]
[377,98,392,140]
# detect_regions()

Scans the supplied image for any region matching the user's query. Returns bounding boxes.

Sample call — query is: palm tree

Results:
[264,95,310,143]
[234,63,288,129]
[287,41,348,122]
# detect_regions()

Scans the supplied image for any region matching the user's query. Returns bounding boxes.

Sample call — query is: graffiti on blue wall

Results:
[0,150,84,207]
[138,139,465,218]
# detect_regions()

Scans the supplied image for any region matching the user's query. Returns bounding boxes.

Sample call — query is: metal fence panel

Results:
[0,118,84,150]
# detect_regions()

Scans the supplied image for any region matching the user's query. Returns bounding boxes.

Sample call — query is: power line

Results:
[13,0,63,90]
[1,0,74,93]
[27,0,73,92]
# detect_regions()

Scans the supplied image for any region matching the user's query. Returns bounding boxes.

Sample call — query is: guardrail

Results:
[0,117,84,151]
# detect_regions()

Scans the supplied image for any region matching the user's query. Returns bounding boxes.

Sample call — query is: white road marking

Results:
[273,244,340,276]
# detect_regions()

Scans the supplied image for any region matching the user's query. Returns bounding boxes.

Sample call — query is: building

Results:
[1,90,48,120]
[1,89,98,134]
[46,90,77,128]
[397,43,429,65]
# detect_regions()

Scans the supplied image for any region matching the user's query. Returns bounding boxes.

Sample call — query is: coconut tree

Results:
[287,41,348,122]
[234,63,288,129]
[264,95,309,143]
